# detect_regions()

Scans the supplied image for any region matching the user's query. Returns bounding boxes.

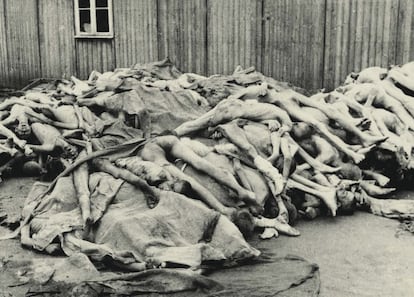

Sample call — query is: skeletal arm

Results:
[73,150,91,224]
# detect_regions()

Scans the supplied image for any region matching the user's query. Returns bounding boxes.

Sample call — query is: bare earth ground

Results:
[1,177,414,297]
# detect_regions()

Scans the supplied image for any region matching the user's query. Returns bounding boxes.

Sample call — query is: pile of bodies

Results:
[1,59,414,289]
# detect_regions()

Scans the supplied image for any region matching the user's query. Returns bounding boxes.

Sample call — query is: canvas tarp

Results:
[0,253,319,296]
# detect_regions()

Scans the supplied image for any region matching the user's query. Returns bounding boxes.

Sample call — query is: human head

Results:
[22,160,44,176]
[57,140,78,160]
[232,209,255,238]
[336,188,356,215]
[158,179,192,196]
[15,122,31,139]
[292,122,313,140]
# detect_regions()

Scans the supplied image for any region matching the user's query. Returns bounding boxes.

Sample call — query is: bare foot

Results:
[273,219,301,236]
[357,144,375,155]
[349,151,365,164]
[374,176,390,187]
[378,141,397,152]
[320,189,338,216]
[362,135,388,147]
[259,227,279,239]
[360,182,396,196]
[253,216,300,236]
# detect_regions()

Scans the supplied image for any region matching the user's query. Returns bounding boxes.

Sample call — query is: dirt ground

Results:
[1,177,414,297]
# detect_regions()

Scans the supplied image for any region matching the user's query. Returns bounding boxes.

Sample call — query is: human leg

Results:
[73,150,91,225]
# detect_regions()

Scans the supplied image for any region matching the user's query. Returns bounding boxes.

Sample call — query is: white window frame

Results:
[74,0,113,38]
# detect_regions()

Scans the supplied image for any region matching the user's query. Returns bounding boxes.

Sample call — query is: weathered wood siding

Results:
[114,0,158,68]
[1,0,414,91]
[76,39,115,79]
[0,0,9,86]
[207,0,262,75]
[323,0,400,88]
[158,0,207,74]
[4,0,41,86]
[396,0,414,64]
[262,0,325,90]
[38,0,76,79]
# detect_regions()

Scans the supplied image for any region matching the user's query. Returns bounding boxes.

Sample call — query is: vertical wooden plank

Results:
[262,0,271,76]
[323,0,334,89]
[113,0,158,68]
[5,0,41,88]
[263,0,325,90]
[312,0,326,89]
[291,0,298,85]
[158,0,206,74]
[374,0,385,66]
[0,0,9,87]
[368,0,377,66]
[386,0,399,66]
[76,39,115,79]
[207,0,262,75]
[38,0,76,79]
[334,0,343,86]
[285,0,292,82]
[396,0,413,64]
[340,0,351,84]
[323,0,400,90]
[353,0,364,71]
[360,0,370,69]
[381,0,393,66]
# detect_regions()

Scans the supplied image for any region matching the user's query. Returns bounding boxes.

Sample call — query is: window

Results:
[74,0,113,38]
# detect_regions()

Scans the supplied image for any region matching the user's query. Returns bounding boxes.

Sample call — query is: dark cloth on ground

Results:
[0,253,320,297]
[92,182,259,267]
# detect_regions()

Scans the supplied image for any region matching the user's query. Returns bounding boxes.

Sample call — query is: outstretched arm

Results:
[73,150,91,225]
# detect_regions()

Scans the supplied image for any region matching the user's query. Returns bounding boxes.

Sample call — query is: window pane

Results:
[79,10,92,32]
[96,0,108,8]
[96,9,109,32]
[79,0,90,8]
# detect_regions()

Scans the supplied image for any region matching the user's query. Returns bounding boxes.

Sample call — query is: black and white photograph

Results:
[0,0,414,296]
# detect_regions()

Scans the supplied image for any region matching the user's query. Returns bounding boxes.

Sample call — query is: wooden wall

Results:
[38,0,76,78]
[114,0,158,68]
[1,0,414,91]
[262,0,325,90]
[3,0,41,86]
[323,0,400,88]
[207,0,262,75]
[158,0,207,74]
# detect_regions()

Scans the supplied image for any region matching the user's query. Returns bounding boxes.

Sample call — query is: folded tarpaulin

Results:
[0,252,319,296]
[19,174,263,289]
[87,182,260,267]
[22,173,124,251]
[86,86,210,135]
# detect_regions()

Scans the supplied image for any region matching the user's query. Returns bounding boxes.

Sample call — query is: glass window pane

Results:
[96,0,108,7]
[79,0,90,8]
[96,9,109,32]
[79,10,92,32]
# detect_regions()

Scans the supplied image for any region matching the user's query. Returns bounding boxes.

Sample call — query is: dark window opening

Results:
[96,9,109,32]
[75,0,112,37]
[79,0,90,9]
[96,0,108,8]
[79,10,91,32]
